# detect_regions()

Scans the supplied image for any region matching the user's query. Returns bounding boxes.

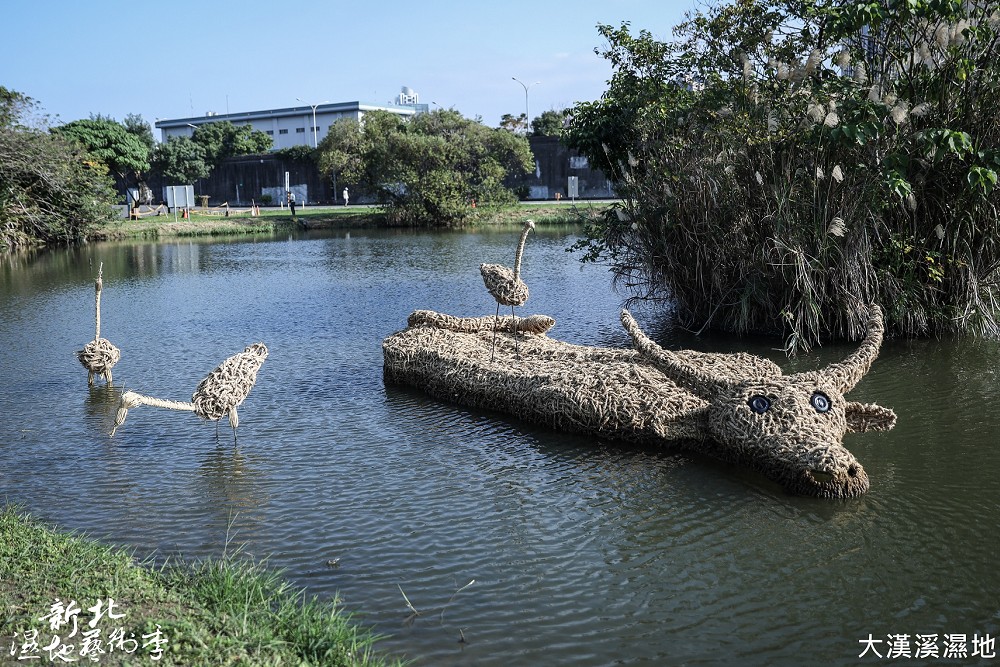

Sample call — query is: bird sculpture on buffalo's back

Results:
[111,343,268,442]
[480,219,534,361]
[382,305,897,498]
[76,263,121,386]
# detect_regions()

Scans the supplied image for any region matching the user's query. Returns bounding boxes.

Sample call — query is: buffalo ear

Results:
[845,402,897,432]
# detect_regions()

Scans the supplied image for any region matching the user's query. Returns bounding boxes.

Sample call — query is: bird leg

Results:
[229,407,240,446]
[512,304,520,360]
[490,301,500,363]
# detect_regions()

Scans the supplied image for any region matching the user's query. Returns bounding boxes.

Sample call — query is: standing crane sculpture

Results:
[76,263,121,386]
[480,219,534,361]
[111,343,268,442]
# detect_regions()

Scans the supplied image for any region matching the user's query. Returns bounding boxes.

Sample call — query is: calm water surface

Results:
[1,228,998,666]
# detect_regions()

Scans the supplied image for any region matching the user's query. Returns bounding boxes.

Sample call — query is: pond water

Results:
[1,227,998,666]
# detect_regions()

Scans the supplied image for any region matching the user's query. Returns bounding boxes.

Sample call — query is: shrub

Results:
[569,1,1000,352]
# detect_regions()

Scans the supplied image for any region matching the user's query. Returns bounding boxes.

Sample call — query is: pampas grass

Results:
[573,0,1000,353]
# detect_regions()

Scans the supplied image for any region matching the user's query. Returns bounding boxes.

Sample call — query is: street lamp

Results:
[512,77,540,134]
[296,98,330,148]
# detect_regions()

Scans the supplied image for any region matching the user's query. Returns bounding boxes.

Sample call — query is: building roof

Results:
[155,101,416,129]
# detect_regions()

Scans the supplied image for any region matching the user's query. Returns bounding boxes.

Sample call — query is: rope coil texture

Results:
[76,263,121,385]
[479,220,535,307]
[383,306,896,498]
[111,343,268,436]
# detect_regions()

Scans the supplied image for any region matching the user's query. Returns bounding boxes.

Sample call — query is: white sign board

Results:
[567,176,579,199]
[164,185,195,210]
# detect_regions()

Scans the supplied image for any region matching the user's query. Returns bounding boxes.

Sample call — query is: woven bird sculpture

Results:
[111,343,268,441]
[76,263,121,386]
[480,219,534,361]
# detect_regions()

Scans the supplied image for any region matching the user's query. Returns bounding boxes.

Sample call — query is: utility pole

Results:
[296,98,330,147]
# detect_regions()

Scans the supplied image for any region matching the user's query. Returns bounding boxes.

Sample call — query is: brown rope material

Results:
[408,310,555,334]
[111,343,268,436]
[383,307,896,498]
[76,263,121,385]
[480,220,535,307]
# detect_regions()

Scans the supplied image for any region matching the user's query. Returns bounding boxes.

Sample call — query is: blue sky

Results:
[2,0,695,136]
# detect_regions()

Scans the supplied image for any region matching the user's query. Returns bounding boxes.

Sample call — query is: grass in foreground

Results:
[0,505,401,666]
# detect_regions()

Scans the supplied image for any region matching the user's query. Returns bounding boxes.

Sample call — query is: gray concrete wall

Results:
[518,136,615,200]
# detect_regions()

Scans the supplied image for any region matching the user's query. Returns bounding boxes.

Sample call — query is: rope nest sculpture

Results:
[111,343,268,439]
[76,263,121,385]
[383,307,897,498]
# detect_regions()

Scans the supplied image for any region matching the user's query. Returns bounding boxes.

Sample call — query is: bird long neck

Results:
[111,391,195,436]
[94,263,103,340]
[513,225,532,280]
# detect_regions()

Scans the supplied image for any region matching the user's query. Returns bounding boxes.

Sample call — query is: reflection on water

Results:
[1,227,998,666]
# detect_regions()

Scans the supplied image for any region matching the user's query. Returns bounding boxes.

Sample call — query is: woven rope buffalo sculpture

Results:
[382,306,896,498]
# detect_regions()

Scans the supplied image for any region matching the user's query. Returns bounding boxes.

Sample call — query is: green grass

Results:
[88,202,610,241]
[0,505,402,666]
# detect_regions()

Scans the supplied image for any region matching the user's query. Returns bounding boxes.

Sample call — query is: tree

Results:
[0,89,116,251]
[317,109,533,226]
[123,113,155,154]
[499,113,528,134]
[565,22,683,175]
[151,136,210,185]
[531,109,570,137]
[53,117,151,191]
[0,86,37,129]
[568,2,1000,353]
[190,121,272,170]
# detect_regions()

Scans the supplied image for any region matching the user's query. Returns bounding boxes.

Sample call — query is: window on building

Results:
[266,130,274,135]
[295,127,306,133]
[279,129,288,135]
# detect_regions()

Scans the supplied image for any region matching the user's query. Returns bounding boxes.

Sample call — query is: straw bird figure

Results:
[480,219,535,361]
[76,263,121,386]
[111,343,268,442]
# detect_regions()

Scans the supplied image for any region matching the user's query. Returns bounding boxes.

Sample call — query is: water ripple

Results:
[1,231,997,666]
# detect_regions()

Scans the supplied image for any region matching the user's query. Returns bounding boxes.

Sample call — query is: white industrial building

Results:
[155,96,420,150]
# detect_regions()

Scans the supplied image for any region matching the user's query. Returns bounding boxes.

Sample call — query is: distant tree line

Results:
[1,84,559,250]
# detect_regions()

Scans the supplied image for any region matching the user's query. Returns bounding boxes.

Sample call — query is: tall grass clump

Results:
[568,1,1000,353]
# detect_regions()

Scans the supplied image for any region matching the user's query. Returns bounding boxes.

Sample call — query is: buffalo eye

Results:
[748,395,771,414]
[810,392,831,413]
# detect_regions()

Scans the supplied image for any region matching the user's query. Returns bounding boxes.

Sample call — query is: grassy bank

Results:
[0,506,401,666]
[88,202,610,242]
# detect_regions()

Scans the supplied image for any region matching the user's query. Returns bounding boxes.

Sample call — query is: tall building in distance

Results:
[156,97,420,150]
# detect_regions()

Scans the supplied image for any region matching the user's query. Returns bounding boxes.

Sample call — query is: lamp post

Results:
[296,98,330,148]
[511,77,540,134]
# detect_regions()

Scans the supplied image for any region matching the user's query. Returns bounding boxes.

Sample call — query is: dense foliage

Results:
[54,116,151,190]
[531,109,570,137]
[151,136,210,185]
[0,88,117,252]
[317,109,533,226]
[568,0,1000,352]
[190,120,272,169]
[149,120,273,187]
